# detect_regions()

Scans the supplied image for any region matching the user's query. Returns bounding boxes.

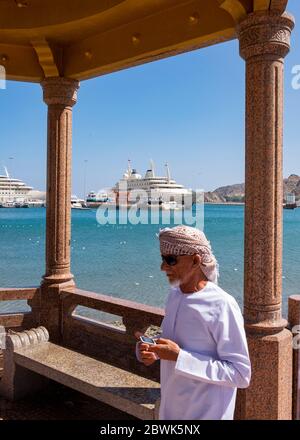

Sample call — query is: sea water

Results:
[0,205,299,317]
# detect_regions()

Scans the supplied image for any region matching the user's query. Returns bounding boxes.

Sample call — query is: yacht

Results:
[113,160,193,208]
[71,195,90,210]
[0,166,33,205]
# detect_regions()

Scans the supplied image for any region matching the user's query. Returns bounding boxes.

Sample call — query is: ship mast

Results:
[165,162,171,183]
[4,166,12,202]
[127,159,132,177]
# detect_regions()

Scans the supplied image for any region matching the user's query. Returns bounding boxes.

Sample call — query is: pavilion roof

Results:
[0,0,288,82]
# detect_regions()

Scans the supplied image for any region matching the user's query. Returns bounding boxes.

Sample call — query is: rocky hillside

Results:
[204,183,245,203]
[204,174,300,203]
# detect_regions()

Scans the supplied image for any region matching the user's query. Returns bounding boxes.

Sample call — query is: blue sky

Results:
[0,0,299,196]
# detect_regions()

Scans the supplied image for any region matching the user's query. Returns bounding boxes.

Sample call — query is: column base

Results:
[42,272,74,284]
[39,278,76,343]
[235,328,292,419]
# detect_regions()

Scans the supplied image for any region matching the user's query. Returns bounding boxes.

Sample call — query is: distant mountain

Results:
[204,183,245,203]
[204,174,300,203]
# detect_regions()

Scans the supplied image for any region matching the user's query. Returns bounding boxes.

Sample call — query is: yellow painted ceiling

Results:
[0,0,288,82]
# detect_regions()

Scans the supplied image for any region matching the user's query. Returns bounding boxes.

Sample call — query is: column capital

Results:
[41,77,79,106]
[236,11,294,61]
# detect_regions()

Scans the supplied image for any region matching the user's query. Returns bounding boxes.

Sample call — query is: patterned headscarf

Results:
[158,225,219,284]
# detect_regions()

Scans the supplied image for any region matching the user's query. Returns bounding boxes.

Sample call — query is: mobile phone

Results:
[140,336,156,345]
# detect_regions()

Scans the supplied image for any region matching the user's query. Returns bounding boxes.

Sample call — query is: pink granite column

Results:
[235,11,294,419]
[40,77,79,341]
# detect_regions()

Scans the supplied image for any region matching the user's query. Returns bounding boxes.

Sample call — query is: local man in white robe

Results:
[136,225,251,420]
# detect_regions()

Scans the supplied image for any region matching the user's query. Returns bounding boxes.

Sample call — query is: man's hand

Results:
[135,331,158,367]
[138,342,158,366]
[148,338,180,361]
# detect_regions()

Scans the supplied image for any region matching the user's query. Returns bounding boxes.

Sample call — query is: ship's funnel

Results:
[150,159,155,177]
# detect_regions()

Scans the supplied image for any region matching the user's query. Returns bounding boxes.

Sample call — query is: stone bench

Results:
[0,327,160,420]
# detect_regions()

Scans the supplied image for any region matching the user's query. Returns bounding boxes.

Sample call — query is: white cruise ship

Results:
[0,167,33,204]
[113,160,193,208]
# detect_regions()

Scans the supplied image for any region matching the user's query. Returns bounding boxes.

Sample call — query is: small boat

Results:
[161,201,182,210]
[26,200,45,208]
[86,191,110,203]
[1,200,15,208]
[86,190,114,208]
[283,204,297,210]
[71,195,91,210]
[14,201,40,208]
[135,197,181,210]
[284,193,297,209]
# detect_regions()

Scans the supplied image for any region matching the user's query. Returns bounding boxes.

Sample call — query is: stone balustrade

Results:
[0,286,164,382]
[0,287,40,329]
[61,288,164,382]
[0,287,40,376]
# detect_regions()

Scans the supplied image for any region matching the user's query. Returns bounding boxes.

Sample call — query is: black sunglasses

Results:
[161,255,178,266]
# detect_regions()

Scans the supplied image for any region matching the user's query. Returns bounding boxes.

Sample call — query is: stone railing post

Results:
[40,77,79,341]
[236,11,294,419]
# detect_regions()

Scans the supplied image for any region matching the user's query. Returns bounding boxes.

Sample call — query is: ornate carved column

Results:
[40,77,79,341]
[235,11,294,419]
